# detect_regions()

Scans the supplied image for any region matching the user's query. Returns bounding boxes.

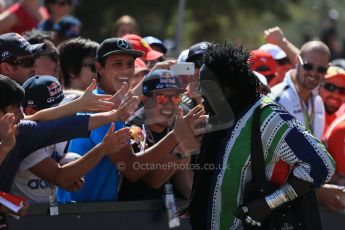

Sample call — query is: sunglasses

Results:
[6,57,35,68]
[154,94,182,105]
[298,56,328,74]
[56,0,72,6]
[37,51,59,63]
[82,63,96,73]
[323,82,345,95]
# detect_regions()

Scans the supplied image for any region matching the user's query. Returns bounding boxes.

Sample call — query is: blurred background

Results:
[6,0,345,56]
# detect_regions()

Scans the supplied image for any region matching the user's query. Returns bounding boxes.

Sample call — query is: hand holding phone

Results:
[170,62,195,75]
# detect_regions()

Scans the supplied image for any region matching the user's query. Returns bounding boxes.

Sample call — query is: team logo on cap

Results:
[140,39,150,49]
[117,39,129,49]
[161,71,174,78]
[1,51,9,58]
[199,42,209,50]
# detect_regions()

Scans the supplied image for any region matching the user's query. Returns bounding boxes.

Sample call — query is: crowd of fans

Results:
[0,0,344,229]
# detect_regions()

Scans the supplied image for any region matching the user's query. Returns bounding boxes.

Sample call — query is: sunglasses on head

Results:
[298,56,328,74]
[154,94,182,105]
[6,57,35,68]
[56,0,72,6]
[37,51,59,63]
[323,82,345,95]
[82,63,96,73]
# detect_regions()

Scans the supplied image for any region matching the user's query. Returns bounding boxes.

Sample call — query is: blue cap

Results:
[142,69,185,95]
[22,75,64,110]
[143,36,167,55]
[53,16,81,38]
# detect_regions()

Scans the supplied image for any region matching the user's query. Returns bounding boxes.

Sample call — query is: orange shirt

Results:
[324,114,345,174]
[322,103,345,142]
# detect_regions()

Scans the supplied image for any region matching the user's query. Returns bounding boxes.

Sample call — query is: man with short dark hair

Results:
[270,40,330,140]
[0,33,45,85]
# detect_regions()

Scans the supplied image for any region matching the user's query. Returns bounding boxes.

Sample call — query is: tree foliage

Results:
[75,0,344,52]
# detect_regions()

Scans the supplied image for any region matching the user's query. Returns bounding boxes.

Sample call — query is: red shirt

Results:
[323,103,345,142]
[7,3,48,34]
[324,114,345,174]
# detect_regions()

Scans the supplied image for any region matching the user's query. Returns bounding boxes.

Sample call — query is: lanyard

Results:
[293,76,315,133]
[299,97,315,133]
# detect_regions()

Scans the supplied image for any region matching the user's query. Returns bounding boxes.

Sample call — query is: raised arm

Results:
[30,123,131,190]
[264,26,300,63]
[0,10,17,33]
[108,105,205,182]
[25,80,115,122]
[0,113,17,165]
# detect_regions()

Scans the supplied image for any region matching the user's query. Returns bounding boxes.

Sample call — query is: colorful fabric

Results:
[209,96,334,230]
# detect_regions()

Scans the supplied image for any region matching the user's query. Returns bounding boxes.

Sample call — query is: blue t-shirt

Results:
[57,88,124,202]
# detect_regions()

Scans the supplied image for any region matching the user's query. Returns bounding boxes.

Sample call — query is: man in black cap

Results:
[57,37,145,202]
[0,33,46,85]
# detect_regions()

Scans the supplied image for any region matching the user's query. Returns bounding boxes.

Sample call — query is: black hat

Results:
[96,38,144,61]
[142,69,186,95]
[186,41,211,62]
[22,75,64,110]
[0,33,46,62]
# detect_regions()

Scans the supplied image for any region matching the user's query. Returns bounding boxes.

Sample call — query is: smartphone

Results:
[170,62,195,75]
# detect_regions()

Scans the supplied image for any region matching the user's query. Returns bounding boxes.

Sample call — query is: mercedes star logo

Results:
[117,39,129,49]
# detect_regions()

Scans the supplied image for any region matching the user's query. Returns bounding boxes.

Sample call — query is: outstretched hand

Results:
[101,123,132,155]
[115,91,140,122]
[111,82,130,109]
[77,79,115,112]
[0,113,17,153]
[174,105,205,157]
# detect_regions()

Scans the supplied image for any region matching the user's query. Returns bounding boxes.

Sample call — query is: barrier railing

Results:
[7,200,190,230]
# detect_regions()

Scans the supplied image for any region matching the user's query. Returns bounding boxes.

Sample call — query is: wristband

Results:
[265,183,298,209]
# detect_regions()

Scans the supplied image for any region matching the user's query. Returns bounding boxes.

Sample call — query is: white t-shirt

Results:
[269,70,325,140]
[10,142,66,204]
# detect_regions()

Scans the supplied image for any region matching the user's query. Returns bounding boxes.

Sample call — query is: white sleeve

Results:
[18,148,50,172]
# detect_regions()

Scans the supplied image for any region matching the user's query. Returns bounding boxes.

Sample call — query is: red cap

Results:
[134,58,149,74]
[122,34,163,61]
[249,49,277,77]
[325,66,345,86]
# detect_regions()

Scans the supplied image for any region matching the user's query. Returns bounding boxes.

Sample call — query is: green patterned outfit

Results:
[190,96,335,230]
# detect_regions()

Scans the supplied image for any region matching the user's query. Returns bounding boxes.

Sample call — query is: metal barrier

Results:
[7,201,345,230]
[7,200,190,230]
